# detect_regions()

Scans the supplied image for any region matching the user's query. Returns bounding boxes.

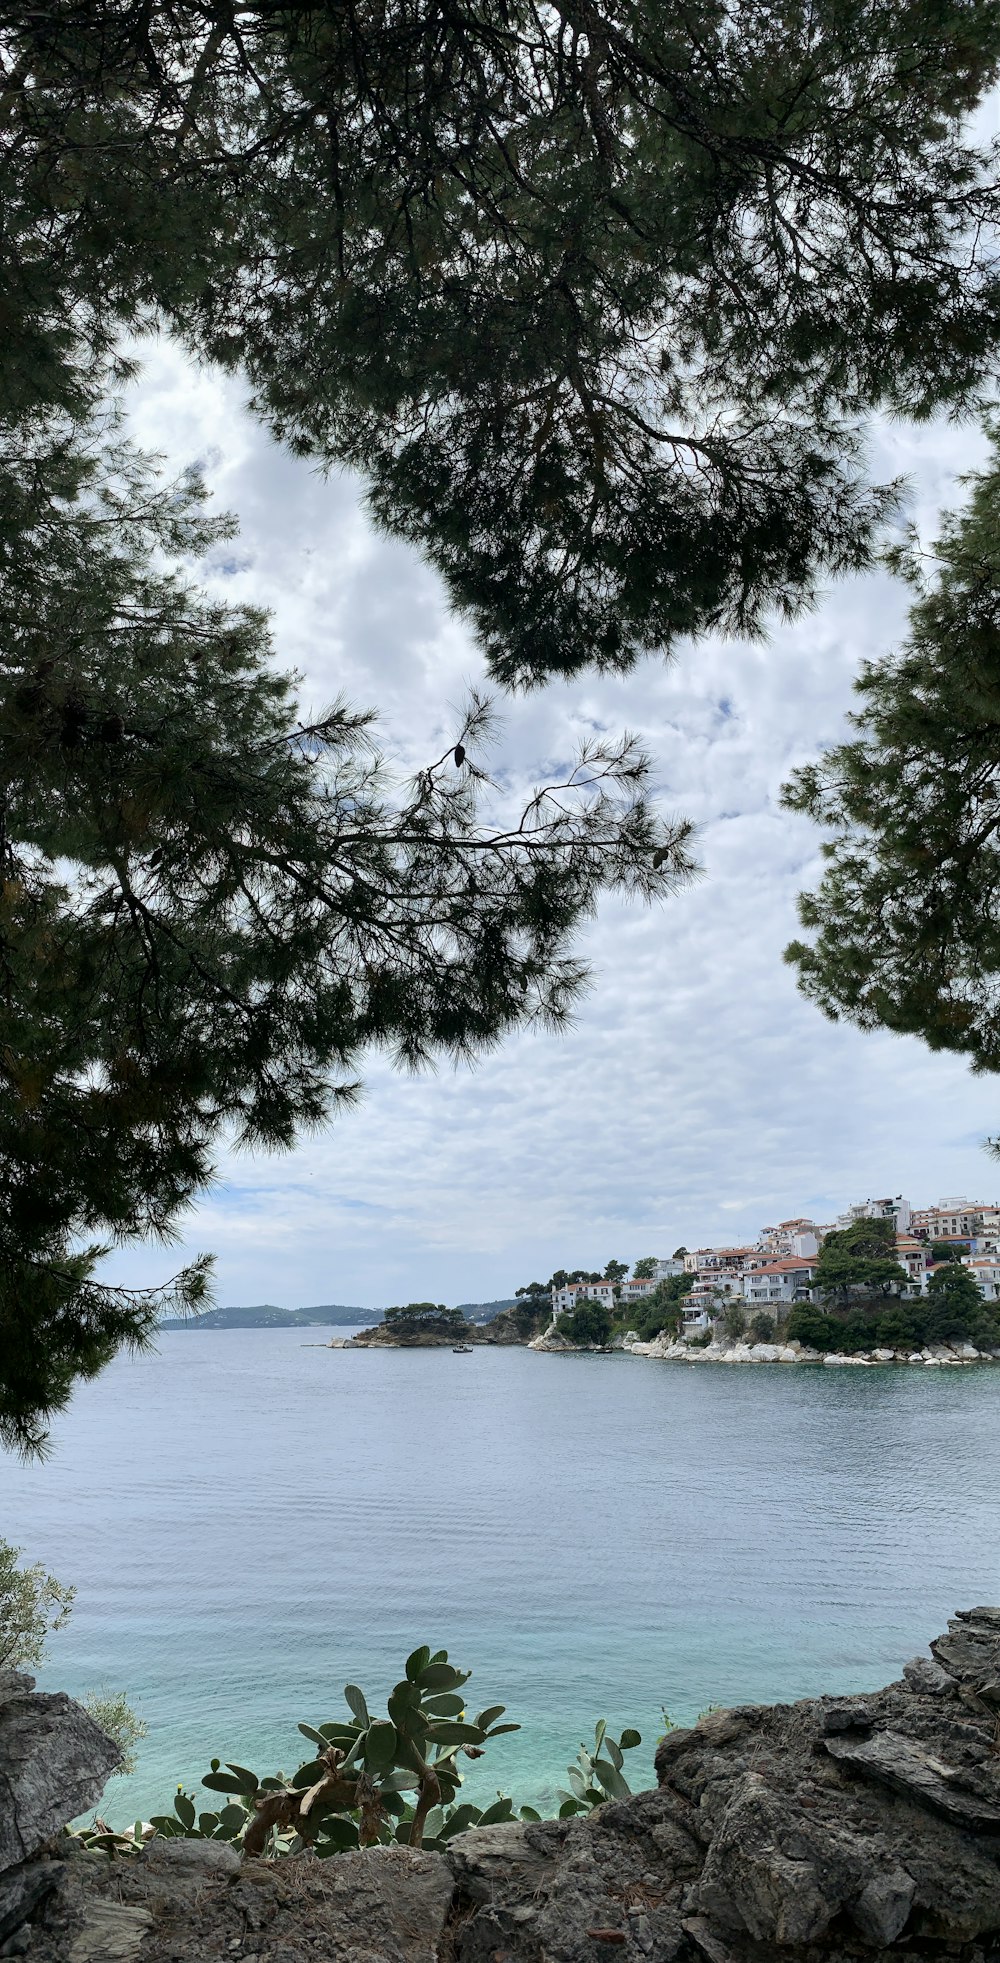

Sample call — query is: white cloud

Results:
[100,342,1000,1306]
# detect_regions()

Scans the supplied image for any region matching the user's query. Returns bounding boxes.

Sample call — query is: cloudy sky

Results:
[100,339,999,1311]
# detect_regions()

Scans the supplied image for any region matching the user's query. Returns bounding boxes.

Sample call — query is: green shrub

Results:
[875,1306,920,1350]
[722,1303,747,1340]
[72,1656,645,1860]
[0,1538,75,1670]
[630,1273,693,1341]
[747,1310,775,1343]
[838,1310,879,1353]
[555,1721,643,1817]
[970,1308,1000,1351]
[924,1262,984,1342]
[556,1299,612,1346]
[82,1691,148,1777]
[784,1305,834,1351]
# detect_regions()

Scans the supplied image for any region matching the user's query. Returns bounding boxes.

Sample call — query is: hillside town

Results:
[550,1194,1000,1338]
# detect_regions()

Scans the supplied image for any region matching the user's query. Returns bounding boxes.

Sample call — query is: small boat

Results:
[452,1343,474,1354]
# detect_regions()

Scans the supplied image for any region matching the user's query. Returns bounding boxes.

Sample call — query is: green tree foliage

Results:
[0,1537,75,1669]
[631,1273,693,1341]
[383,1305,467,1336]
[810,1218,909,1304]
[82,1689,148,1778]
[631,1257,658,1280]
[722,1302,747,1341]
[8,4,1000,687]
[748,1311,776,1343]
[8,0,1000,1447]
[556,1298,612,1346]
[930,1243,964,1263]
[876,1305,921,1351]
[924,1261,987,1341]
[784,1305,837,1351]
[603,1259,629,1283]
[785,446,1000,1099]
[0,1540,144,1777]
[788,1277,1000,1353]
[0,413,689,1457]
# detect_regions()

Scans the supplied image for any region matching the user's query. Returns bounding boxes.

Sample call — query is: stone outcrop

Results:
[627,1335,1000,1368]
[349,1304,547,1346]
[0,1671,120,1872]
[0,1668,120,1957]
[477,1303,549,1344]
[9,1613,1000,1960]
[349,1320,481,1347]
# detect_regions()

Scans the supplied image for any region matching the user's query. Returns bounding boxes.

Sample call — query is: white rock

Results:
[873,1349,896,1363]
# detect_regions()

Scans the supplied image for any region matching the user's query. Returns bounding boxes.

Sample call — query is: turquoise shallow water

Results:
[1,1331,999,1825]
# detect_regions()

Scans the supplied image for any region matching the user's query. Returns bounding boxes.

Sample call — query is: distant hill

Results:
[160,1299,517,1331]
[454,1298,519,1323]
[159,1303,380,1330]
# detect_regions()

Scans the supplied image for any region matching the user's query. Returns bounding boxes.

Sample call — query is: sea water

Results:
[1,1330,998,1824]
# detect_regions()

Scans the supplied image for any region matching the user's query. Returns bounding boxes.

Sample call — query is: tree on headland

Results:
[603,1260,629,1284]
[556,1299,613,1348]
[924,1263,987,1342]
[811,1219,909,1306]
[383,1305,468,1337]
[632,1257,659,1280]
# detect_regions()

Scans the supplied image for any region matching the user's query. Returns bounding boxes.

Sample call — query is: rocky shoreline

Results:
[529,1329,1000,1368]
[6,1609,1000,1959]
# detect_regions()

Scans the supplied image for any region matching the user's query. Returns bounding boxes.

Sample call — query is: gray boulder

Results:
[0,1674,120,1872]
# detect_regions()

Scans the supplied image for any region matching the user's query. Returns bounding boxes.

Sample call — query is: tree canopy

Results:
[556,1297,612,1347]
[7,2,1000,688]
[8,0,1000,1446]
[811,1217,909,1303]
[0,403,692,1453]
[784,445,1000,1116]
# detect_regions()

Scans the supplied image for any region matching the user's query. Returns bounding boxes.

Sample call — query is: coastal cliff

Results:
[9,1610,1000,1961]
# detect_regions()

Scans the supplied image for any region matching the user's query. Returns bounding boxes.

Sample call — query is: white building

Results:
[912,1198,992,1240]
[742,1259,817,1308]
[619,1276,658,1304]
[550,1280,618,1317]
[684,1245,757,1276]
[652,1259,685,1281]
[962,1254,1000,1301]
[758,1219,820,1259]
[838,1196,912,1234]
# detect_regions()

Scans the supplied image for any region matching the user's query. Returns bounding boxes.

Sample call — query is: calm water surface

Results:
[1,1331,998,1823]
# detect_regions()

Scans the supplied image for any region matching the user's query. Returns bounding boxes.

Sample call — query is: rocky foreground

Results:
[5,1610,1000,1961]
